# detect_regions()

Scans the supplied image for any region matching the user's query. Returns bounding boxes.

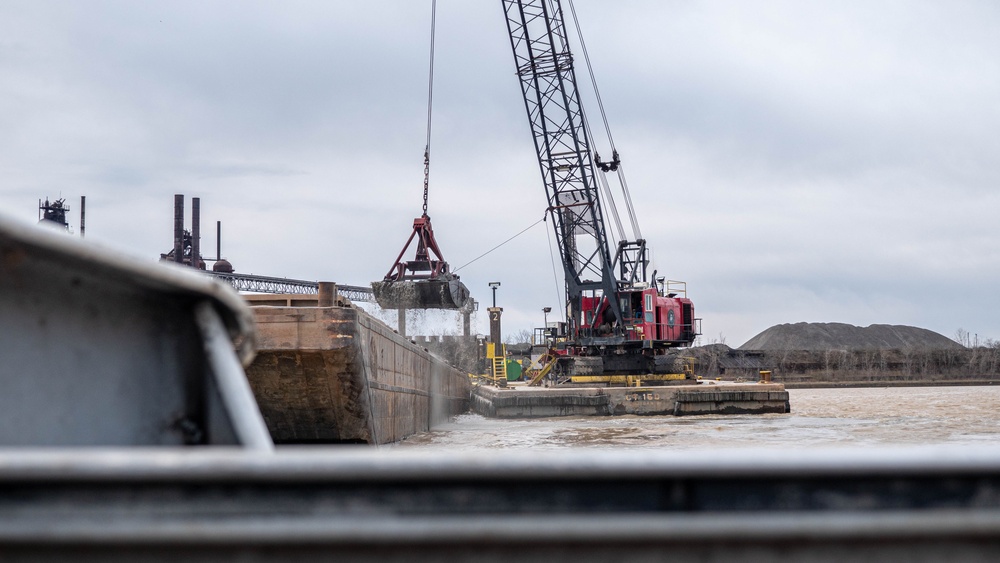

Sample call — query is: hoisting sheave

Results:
[371,214,470,310]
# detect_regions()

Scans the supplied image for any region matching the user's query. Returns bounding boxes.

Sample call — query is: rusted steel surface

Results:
[246,305,470,444]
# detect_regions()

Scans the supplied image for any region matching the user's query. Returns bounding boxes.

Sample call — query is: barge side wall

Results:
[246,306,470,444]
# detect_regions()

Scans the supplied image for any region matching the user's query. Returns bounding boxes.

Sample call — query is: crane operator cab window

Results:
[644,293,654,324]
[628,294,642,322]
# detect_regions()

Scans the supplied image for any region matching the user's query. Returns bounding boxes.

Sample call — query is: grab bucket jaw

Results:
[372,277,470,310]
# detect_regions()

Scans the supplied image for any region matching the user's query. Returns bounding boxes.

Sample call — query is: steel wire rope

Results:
[545,214,565,308]
[452,215,546,274]
[567,0,642,240]
[579,100,625,244]
[597,165,624,247]
[616,168,641,241]
[421,0,437,216]
[574,50,626,244]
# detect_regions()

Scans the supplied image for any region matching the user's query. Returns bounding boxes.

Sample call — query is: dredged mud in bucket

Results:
[372,278,470,310]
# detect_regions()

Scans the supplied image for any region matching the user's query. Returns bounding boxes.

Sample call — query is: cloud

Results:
[1,1,998,346]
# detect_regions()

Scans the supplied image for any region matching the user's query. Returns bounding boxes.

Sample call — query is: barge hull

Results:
[246,304,470,444]
[472,383,789,418]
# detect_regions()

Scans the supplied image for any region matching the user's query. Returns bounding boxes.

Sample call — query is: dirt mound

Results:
[739,322,963,351]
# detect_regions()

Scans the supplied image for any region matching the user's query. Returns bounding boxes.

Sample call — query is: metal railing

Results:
[207,272,375,303]
[664,280,688,298]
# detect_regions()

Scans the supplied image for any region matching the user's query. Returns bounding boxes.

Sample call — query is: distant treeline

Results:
[694,346,1000,383]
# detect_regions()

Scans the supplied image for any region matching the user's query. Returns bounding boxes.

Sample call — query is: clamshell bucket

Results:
[375,214,469,310]
[372,277,470,310]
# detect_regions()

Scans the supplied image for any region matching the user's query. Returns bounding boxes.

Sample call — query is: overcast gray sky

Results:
[2,1,998,346]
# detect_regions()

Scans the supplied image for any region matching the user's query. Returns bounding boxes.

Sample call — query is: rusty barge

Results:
[243,292,471,445]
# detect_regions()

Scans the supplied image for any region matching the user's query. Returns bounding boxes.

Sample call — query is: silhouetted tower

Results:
[39,198,69,230]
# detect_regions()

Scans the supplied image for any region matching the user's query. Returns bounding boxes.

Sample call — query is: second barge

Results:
[244,293,471,445]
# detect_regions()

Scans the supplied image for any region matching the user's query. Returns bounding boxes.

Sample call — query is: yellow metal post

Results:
[485,342,507,387]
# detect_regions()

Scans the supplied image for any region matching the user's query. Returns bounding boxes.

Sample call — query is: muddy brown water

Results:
[396,386,1000,450]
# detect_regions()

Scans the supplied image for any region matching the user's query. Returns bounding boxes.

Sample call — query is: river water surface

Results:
[398,386,1000,450]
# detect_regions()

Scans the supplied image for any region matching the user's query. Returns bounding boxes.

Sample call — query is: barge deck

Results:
[472,381,790,418]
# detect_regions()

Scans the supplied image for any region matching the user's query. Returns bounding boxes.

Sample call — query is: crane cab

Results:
[578,282,698,347]
[625,288,696,345]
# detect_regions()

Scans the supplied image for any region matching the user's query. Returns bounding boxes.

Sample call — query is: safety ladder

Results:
[491,356,507,386]
[486,342,508,387]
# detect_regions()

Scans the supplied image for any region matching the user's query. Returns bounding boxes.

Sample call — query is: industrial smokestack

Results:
[173,194,184,264]
[216,220,221,261]
[79,196,86,238]
[191,197,201,269]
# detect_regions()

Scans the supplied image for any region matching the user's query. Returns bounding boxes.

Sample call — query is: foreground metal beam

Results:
[208,272,374,302]
[193,302,274,452]
[0,214,266,448]
[1,446,1000,560]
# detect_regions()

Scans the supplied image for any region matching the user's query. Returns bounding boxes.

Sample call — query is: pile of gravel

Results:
[739,322,963,351]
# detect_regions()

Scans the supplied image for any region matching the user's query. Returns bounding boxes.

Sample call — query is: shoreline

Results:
[779,379,1000,390]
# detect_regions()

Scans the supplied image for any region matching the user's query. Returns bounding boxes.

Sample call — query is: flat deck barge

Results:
[472,381,789,418]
